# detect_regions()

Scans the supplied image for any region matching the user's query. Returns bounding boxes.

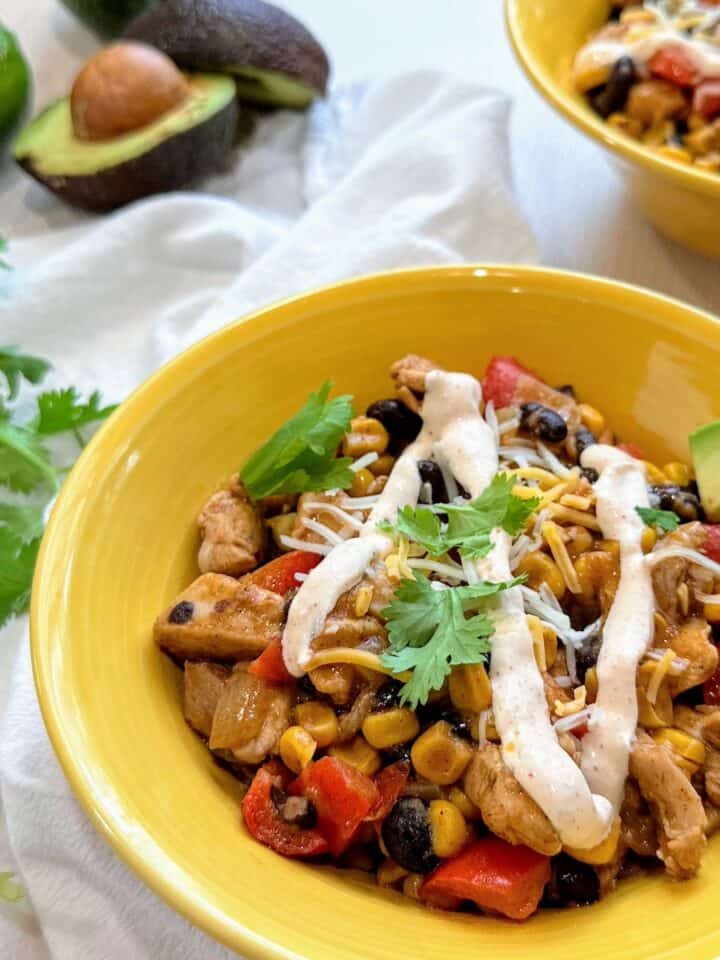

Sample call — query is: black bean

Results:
[366,398,422,454]
[648,484,703,522]
[439,709,473,742]
[271,787,318,829]
[553,854,600,906]
[575,636,602,682]
[590,56,636,119]
[383,743,412,764]
[575,428,597,459]
[169,600,194,624]
[295,674,317,703]
[381,798,439,874]
[418,459,448,503]
[374,680,403,712]
[520,402,568,443]
[555,384,577,400]
[581,467,599,484]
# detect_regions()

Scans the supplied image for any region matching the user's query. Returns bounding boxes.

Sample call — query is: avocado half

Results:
[59,0,156,40]
[123,0,330,108]
[14,73,238,212]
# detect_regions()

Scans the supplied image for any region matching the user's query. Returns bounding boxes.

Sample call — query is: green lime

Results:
[0,25,30,150]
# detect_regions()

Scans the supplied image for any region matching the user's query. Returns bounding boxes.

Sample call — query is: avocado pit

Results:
[70,42,190,142]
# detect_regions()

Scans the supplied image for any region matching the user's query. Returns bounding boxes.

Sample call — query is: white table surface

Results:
[1,2,719,715]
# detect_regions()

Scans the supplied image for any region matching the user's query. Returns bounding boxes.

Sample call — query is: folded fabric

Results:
[0,69,537,959]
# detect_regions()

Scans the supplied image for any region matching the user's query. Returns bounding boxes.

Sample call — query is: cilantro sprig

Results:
[0,347,116,627]
[380,473,539,560]
[380,573,524,708]
[240,381,354,500]
[636,506,679,533]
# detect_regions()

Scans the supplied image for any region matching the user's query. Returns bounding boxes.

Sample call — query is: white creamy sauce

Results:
[579,444,655,811]
[575,29,720,85]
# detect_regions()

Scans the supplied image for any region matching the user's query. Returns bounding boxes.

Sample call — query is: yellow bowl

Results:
[32,266,720,959]
[505,0,720,258]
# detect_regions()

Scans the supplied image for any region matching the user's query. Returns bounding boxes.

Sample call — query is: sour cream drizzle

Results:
[579,445,655,812]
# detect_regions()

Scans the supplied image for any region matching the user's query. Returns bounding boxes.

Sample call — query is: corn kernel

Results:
[641,527,657,554]
[577,404,606,438]
[362,707,420,749]
[596,539,620,558]
[515,550,566,599]
[342,416,389,458]
[565,818,621,865]
[350,468,375,497]
[644,461,669,485]
[295,700,338,748]
[574,550,617,602]
[704,602,720,624]
[354,585,374,617]
[411,721,473,785]
[585,666,598,704]
[543,624,558,670]
[429,800,468,858]
[279,725,317,774]
[369,453,394,477]
[448,786,482,821]
[663,462,691,486]
[377,858,408,887]
[449,663,492,713]
[554,685,587,718]
[564,525,595,559]
[329,736,381,776]
[620,7,656,23]
[653,728,706,766]
[402,874,424,900]
[266,513,297,550]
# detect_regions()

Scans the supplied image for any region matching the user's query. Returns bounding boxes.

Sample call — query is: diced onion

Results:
[279,535,332,556]
[554,705,593,734]
[350,452,379,473]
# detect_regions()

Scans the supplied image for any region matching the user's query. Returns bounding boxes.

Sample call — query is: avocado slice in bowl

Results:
[0,24,30,152]
[123,0,329,108]
[14,43,238,212]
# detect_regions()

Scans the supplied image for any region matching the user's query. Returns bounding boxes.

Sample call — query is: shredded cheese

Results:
[506,467,560,489]
[646,545,720,579]
[560,493,592,511]
[644,647,689,676]
[279,535,332,555]
[354,585,374,617]
[555,685,587,718]
[536,442,573,479]
[305,647,411,679]
[385,536,414,580]
[542,520,582,594]
[646,648,677,704]
[350,452,379,473]
[301,517,346,546]
[547,502,601,531]
[408,557,466,580]
[302,502,364,530]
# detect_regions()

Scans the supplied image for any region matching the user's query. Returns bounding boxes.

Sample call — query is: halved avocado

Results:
[14,73,238,212]
[123,0,330,108]
[59,0,156,40]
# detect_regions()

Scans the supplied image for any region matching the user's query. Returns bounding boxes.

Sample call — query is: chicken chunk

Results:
[666,618,718,697]
[154,573,284,661]
[652,523,707,623]
[209,667,292,764]
[183,662,229,737]
[674,705,720,808]
[463,744,561,856]
[629,735,707,879]
[389,354,439,394]
[198,477,265,577]
[621,779,658,858]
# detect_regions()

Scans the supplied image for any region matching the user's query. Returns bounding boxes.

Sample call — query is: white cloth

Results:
[0,70,537,959]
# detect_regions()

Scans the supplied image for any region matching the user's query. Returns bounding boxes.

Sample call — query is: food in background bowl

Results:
[573,0,720,172]
[154,350,720,921]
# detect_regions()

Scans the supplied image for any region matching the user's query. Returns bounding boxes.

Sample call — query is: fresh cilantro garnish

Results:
[0,872,24,903]
[0,526,41,628]
[0,346,51,401]
[381,473,539,560]
[35,388,117,440]
[636,506,680,533]
[0,420,57,493]
[240,381,354,500]
[0,238,10,271]
[380,572,524,707]
[0,503,45,542]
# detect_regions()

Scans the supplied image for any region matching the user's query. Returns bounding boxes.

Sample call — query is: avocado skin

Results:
[60,0,157,39]
[17,95,238,212]
[123,0,329,98]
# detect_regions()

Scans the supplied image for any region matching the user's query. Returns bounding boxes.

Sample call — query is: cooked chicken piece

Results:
[198,477,265,577]
[704,801,720,836]
[463,744,562,856]
[621,779,658,858]
[389,354,439,394]
[700,709,720,750]
[705,750,720,807]
[674,705,720,807]
[183,662,229,737]
[313,615,387,653]
[209,667,292,764]
[597,850,625,899]
[291,491,361,544]
[337,685,381,742]
[629,734,707,879]
[309,664,357,706]
[154,573,285,661]
[310,563,390,654]
[666,618,718,697]
[652,523,707,623]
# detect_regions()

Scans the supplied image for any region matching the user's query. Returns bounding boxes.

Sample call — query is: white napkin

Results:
[0,70,537,959]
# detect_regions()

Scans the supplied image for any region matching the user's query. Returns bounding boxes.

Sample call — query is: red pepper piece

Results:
[366,762,410,822]
[241,762,329,858]
[421,836,550,921]
[247,550,321,596]
[290,756,379,856]
[248,638,293,684]
[482,356,541,409]
[693,81,720,121]
[648,45,699,88]
[703,524,720,564]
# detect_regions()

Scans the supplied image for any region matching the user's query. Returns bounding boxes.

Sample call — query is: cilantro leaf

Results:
[0,872,25,904]
[35,388,117,436]
[0,421,58,493]
[636,506,679,533]
[240,382,354,500]
[0,526,41,627]
[0,238,9,271]
[379,573,523,707]
[0,503,45,542]
[0,346,51,401]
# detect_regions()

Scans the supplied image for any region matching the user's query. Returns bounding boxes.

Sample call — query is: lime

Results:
[0,25,30,150]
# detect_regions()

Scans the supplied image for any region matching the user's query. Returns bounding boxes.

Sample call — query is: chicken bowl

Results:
[32,266,720,959]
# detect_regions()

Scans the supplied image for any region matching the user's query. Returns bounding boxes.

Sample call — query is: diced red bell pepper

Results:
[421,837,550,921]
[617,441,645,460]
[366,762,410,822]
[248,638,293,684]
[290,756,379,856]
[247,550,321,596]
[693,81,720,121]
[648,45,699,88]
[571,721,589,739]
[241,761,330,858]
[703,525,720,564]
[482,356,540,409]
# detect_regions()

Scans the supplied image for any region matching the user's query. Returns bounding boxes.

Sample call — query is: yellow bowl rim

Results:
[504,0,720,200]
[30,263,720,958]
